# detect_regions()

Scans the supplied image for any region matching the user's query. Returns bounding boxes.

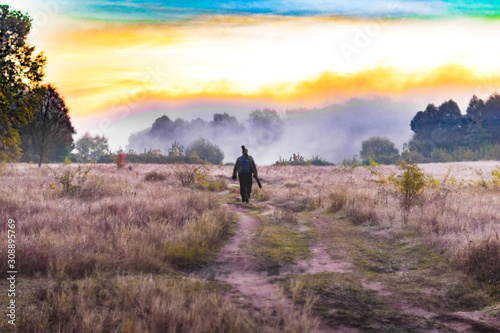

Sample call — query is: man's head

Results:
[241,145,248,155]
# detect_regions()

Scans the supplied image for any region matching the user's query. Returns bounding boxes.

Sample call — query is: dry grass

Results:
[0,164,232,277]
[0,163,321,332]
[253,162,500,286]
[1,161,499,331]
[13,275,318,333]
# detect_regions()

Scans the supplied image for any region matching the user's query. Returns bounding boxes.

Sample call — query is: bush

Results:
[328,189,348,213]
[175,165,201,187]
[185,138,224,164]
[144,171,167,182]
[345,196,378,225]
[394,162,426,223]
[457,237,500,285]
[341,156,360,169]
[114,153,127,169]
[207,178,223,191]
[173,165,225,191]
[430,149,453,163]
[492,166,500,188]
[48,165,91,196]
[401,149,429,163]
[360,136,400,165]
[309,155,334,166]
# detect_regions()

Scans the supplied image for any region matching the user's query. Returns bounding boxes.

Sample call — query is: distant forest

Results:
[404,94,500,163]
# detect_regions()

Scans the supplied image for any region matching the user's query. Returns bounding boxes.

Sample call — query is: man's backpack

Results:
[238,156,251,173]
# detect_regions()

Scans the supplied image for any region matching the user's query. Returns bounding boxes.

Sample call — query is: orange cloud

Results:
[90,64,500,121]
[267,64,499,100]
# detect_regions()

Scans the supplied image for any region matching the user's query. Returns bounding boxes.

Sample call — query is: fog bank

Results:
[126,99,418,164]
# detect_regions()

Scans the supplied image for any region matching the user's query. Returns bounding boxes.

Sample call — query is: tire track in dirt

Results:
[195,204,289,311]
[203,204,500,332]
[193,204,361,332]
[291,214,500,332]
[262,205,354,277]
[349,230,500,332]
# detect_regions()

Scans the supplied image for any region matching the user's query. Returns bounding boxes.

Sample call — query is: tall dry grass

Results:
[15,275,318,333]
[1,161,498,331]
[0,163,321,332]
[252,162,500,285]
[0,164,233,277]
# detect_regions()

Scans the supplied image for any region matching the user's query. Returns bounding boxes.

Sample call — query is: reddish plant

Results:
[114,153,127,169]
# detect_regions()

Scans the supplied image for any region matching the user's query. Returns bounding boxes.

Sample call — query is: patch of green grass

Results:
[487,302,500,318]
[314,215,495,312]
[253,223,310,265]
[277,273,446,332]
[303,212,498,329]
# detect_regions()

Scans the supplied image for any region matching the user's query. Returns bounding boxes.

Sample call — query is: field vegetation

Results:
[0,160,499,332]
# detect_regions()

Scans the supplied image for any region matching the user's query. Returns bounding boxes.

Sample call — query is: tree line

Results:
[96,138,225,165]
[360,94,500,165]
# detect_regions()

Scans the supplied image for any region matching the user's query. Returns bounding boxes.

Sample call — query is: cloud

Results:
[61,0,499,20]
[96,64,500,113]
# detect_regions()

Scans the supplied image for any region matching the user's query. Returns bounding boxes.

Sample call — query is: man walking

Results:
[232,145,258,203]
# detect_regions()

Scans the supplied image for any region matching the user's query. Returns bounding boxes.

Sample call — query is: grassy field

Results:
[0,161,499,332]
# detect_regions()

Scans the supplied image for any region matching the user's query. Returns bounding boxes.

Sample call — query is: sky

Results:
[4,0,500,162]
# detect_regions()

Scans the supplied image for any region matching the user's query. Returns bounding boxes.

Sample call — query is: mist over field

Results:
[126,99,417,164]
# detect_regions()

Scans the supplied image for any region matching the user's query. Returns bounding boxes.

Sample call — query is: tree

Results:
[360,136,399,164]
[0,5,46,161]
[481,93,500,144]
[409,100,464,155]
[210,112,239,127]
[407,94,500,162]
[249,109,284,145]
[437,100,464,146]
[19,85,75,166]
[185,138,224,164]
[75,132,109,162]
[168,141,185,156]
[466,95,485,120]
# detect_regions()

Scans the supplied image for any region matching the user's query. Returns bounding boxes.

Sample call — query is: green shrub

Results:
[394,162,426,223]
[430,149,453,162]
[360,136,400,165]
[341,156,360,169]
[491,166,500,188]
[48,165,91,196]
[185,138,224,164]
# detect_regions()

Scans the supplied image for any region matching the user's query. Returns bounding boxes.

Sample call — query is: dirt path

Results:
[194,203,499,332]
[195,204,288,311]
[193,204,359,331]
